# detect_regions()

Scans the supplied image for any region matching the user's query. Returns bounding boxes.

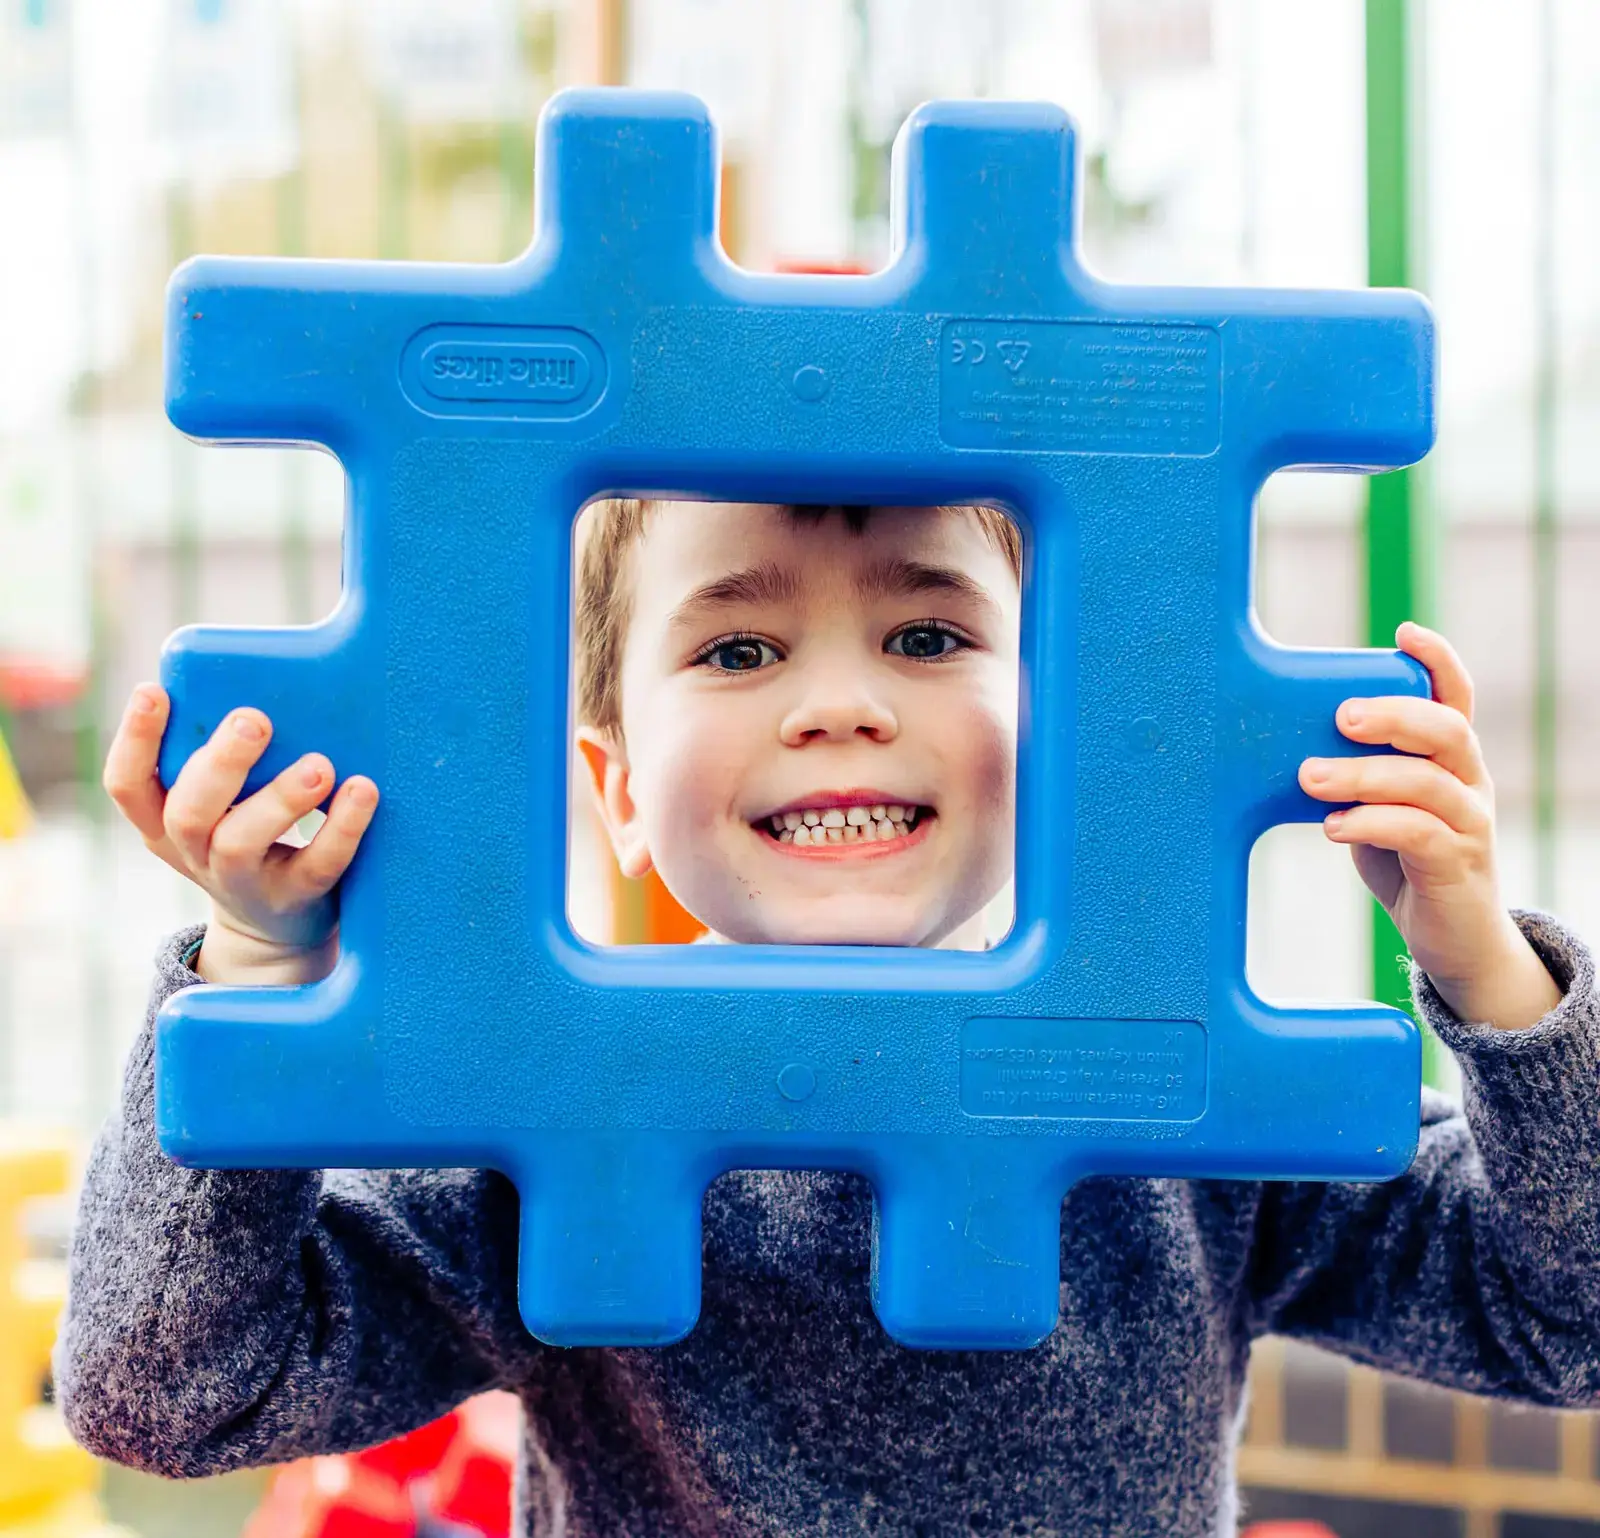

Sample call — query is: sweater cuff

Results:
[171,924,208,982]
[1412,908,1599,1169]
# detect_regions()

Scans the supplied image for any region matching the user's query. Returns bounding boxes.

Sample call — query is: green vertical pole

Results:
[1364,0,1444,1082]
[1533,0,1559,908]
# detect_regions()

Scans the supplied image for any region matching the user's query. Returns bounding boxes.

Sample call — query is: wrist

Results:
[196,919,339,986]
[1427,915,1563,1032]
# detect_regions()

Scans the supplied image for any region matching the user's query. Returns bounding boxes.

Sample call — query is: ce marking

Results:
[949,336,986,364]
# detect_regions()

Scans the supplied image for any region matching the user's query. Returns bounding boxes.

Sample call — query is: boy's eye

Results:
[697,636,781,673]
[886,623,967,660]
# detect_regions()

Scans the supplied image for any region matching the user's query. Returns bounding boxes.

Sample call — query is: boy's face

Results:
[580,502,1019,946]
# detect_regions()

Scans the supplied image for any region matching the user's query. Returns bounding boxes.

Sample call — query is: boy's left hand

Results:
[1298,621,1562,1032]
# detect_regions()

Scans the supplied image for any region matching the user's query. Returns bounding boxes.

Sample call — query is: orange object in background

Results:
[771,258,875,275]
[607,860,705,944]
[1241,1523,1341,1537]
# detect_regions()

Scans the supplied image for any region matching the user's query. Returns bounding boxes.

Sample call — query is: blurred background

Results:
[1,0,1598,1535]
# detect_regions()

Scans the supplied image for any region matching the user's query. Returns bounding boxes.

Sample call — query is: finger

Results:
[1298,753,1488,837]
[162,707,273,870]
[270,776,380,906]
[1396,620,1475,721]
[1322,803,1472,880]
[1333,695,1488,788]
[102,684,172,845]
[209,753,335,880]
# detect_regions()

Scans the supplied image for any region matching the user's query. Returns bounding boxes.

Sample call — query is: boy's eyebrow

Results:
[667,557,1001,630]
[667,561,805,627]
[854,557,1001,618]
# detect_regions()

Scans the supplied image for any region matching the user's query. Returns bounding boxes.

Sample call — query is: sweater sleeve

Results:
[55,925,539,1478]
[1245,909,1600,1406]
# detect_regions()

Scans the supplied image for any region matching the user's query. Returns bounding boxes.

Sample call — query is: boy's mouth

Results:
[751,796,935,852]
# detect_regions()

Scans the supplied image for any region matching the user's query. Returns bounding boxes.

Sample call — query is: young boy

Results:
[60,499,1599,1538]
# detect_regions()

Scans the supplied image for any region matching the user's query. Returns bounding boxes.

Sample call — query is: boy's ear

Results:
[575,726,654,880]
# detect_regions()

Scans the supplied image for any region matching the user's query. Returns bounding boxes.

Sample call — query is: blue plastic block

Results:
[156,90,1435,1350]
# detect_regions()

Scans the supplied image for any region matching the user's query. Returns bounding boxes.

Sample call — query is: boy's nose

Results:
[778,678,898,746]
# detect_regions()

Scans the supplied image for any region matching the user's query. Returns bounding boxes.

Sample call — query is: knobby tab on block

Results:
[167,257,393,455]
[157,612,371,803]
[1225,634,1432,838]
[891,100,1083,306]
[869,1143,1067,1350]
[534,89,721,285]
[1222,295,1436,476]
[517,1136,706,1346]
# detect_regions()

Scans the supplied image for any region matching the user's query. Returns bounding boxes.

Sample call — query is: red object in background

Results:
[771,257,874,275]
[431,1394,519,1538]
[1241,1523,1342,1537]
[0,657,86,712]
[350,1411,462,1485]
[243,1395,520,1538]
[241,1457,414,1538]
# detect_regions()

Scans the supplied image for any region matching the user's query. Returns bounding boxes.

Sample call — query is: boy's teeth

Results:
[772,806,926,847]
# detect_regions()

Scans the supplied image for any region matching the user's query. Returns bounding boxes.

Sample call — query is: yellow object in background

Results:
[0,732,29,842]
[0,1491,129,1538]
[0,1133,128,1537]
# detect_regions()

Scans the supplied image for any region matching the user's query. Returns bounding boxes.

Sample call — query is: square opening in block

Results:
[567,496,1021,951]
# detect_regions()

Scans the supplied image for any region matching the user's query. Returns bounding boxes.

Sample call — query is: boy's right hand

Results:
[103,684,379,983]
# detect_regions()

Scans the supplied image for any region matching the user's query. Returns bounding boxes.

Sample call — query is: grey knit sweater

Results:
[56,911,1600,1537]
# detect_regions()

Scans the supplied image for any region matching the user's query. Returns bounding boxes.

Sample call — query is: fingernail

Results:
[349,781,377,810]
[1326,811,1345,829]
[301,761,326,788]
[1342,707,1363,727]
[130,689,157,715]
[1302,760,1330,785]
[234,713,265,741]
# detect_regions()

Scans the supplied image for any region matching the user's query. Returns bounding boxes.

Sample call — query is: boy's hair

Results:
[575,498,1022,735]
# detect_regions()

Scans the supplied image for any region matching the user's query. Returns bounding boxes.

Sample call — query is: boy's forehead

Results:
[635,500,1007,595]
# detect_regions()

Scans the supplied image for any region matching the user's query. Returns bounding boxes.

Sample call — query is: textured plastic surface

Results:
[156,91,1436,1350]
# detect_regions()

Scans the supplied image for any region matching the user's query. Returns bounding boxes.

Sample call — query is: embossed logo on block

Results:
[402,324,607,420]
[940,319,1220,455]
[960,1017,1207,1119]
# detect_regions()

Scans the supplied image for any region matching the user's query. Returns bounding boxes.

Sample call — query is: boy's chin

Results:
[712,894,944,948]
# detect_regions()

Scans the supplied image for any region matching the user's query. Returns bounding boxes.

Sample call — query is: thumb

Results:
[1351,843,1404,912]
